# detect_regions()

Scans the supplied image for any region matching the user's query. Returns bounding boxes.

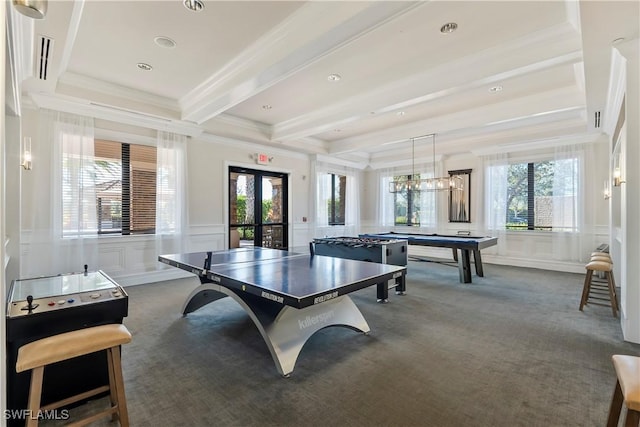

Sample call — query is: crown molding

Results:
[180,1,422,124]
[470,131,604,156]
[59,72,181,112]
[271,23,582,142]
[603,47,627,137]
[5,6,35,115]
[197,133,309,161]
[314,154,369,171]
[29,92,202,137]
[328,87,585,155]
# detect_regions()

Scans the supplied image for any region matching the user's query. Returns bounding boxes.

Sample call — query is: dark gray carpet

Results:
[43,260,640,426]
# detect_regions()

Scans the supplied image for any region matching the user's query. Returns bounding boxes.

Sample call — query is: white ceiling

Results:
[19,0,640,167]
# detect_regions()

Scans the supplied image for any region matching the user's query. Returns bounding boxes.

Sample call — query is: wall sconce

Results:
[21,137,32,170]
[603,180,611,200]
[613,167,624,186]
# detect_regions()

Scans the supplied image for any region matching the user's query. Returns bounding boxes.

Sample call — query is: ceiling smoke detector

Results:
[183,0,204,12]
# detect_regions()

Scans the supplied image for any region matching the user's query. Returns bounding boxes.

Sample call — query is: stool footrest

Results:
[66,406,118,427]
[41,385,110,412]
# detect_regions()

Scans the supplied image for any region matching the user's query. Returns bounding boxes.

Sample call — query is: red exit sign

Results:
[256,153,270,165]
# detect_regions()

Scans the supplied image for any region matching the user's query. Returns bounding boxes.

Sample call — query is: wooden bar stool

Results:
[607,355,640,427]
[16,324,132,427]
[579,260,618,317]
[591,253,611,262]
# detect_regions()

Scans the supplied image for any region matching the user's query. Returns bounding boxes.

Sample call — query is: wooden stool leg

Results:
[607,272,618,317]
[610,270,620,311]
[625,409,640,427]
[580,270,593,311]
[107,349,118,422]
[607,380,624,427]
[109,347,130,427]
[26,366,44,427]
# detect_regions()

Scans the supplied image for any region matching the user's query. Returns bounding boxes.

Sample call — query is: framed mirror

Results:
[449,169,471,223]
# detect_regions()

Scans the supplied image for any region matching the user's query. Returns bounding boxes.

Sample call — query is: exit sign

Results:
[256,153,270,165]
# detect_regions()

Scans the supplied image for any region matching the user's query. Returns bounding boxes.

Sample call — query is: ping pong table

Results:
[360,232,497,283]
[158,247,406,377]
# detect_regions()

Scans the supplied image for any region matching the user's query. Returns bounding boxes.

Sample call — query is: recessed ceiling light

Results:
[440,22,458,34]
[262,104,272,110]
[137,63,153,71]
[154,36,176,49]
[489,85,503,93]
[327,73,342,82]
[183,0,204,12]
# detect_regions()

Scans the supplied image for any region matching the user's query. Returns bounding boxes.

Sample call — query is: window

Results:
[504,160,578,231]
[62,139,157,235]
[393,174,421,226]
[327,173,345,225]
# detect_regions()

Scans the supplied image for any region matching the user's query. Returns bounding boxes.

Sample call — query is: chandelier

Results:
[388,133,463,193]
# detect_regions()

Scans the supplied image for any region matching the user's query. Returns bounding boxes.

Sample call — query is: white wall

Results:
[362,141,610,274]
[18,109,313,285]
[1,1,8,418]
[615,38,640,343]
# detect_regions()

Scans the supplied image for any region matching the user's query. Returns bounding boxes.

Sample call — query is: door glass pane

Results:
[262,225,284,249]
[231,226,254,248]
[262,176,283,224]
[230,172,255,225]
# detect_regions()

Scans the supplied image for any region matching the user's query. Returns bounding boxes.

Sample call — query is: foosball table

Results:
[311,236,408,302]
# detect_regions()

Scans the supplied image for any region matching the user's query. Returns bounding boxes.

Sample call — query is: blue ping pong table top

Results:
[159,247,406,308]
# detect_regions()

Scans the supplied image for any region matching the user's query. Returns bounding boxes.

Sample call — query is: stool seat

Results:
[16,324,131,427]
[586,261,613,272]
[613,355,640,412]
[17,324,131,373]
[608,355,640,426]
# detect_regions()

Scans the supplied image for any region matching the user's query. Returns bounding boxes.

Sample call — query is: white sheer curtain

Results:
[155,130,188,257]
[311,160,361,238]
[376,169,396,229]
[483,152,509,256]
[22,109,98,277]
[551,144,587,261]
[418,161,438,232]
[375,163,438,232]
[344,173,360,236]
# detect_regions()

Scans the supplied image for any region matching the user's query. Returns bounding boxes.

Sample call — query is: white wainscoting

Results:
[20,222,313,287]
[359,223,609,274]
[20,222,606,286]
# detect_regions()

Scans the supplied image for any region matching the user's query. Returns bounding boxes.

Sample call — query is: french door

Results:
[229,166,288,249]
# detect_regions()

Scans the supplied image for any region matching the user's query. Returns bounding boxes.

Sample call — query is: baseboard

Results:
[482,255,584,274]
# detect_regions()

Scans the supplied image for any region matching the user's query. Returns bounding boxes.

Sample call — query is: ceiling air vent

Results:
[594,111,601,128]
[36,35,54,80]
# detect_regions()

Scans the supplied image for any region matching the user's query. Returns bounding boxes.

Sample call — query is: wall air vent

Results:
[36,35,54,80]
[594,111,601,128]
